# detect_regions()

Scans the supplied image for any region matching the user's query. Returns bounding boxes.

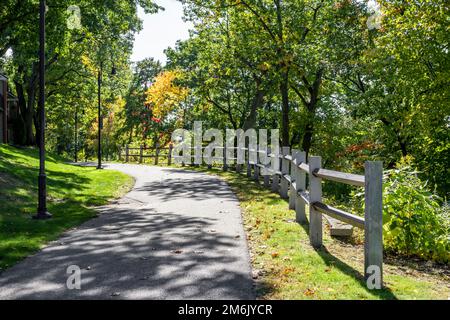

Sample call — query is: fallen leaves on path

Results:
[304,288,316,296]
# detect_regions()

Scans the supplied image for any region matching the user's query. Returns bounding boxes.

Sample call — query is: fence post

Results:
[294,151,307,223]
[207,147,212,169]
[194,145,201,168]
[289,149,298,210]
[279,146,290,199]
[309,156,322,248]
[139,145,143,164]
[246,148,252,177]
[271,147,280,193]
[223,146,228,171]
[263,147,271,188]
[253,147,259,182]
[155,146,159,165]
[364,161,383,286]
[168,144,173,166]
[236,147,241,173]
[236,146,242,173]
[182,148,185,166]
[125,145,129,163]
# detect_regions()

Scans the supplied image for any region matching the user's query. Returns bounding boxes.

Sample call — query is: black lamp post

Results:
[34,0,51,220]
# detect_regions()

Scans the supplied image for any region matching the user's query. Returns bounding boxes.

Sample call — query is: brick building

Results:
[0,74,8,143]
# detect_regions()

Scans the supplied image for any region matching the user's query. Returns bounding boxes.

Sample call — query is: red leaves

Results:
[345,141,377,154]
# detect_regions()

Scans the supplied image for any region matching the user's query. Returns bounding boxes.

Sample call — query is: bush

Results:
[381,157,449,263]
[350,157,449,263]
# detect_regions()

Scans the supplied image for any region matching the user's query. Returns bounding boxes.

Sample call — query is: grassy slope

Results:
[186,166,449,300]
[0,145,134,271]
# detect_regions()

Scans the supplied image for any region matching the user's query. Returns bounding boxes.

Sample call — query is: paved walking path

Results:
[0,164,254,300]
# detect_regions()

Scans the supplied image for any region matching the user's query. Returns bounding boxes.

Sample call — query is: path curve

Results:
[0,164,254,300]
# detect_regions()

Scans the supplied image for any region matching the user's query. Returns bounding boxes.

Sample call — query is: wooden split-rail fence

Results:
[119,145,174,166]
[120,144,383,283]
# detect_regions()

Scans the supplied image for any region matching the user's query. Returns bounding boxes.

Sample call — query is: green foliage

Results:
[351,157,450,263]
[381,158,449,263]
[0,0,159,151]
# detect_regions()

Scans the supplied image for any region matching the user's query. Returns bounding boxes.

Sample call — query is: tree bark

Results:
[243,78,264,130]
[280,69,290,147]
[15,82,35,145]
[301,119,314,159]
[13,62,39,146]
[380,118,409,157]
[292,68,323,156]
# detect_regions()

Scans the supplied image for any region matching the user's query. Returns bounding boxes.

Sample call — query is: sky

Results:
[131,0,378,64]
[131,0,193,64]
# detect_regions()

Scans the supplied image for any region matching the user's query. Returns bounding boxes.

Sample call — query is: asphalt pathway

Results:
[0,164,254,299]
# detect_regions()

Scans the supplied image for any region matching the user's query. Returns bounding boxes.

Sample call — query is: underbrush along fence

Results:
[120,144,383,284]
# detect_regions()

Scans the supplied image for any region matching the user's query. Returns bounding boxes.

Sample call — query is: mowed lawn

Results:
[0,145,134,271]
[185,166,449,300]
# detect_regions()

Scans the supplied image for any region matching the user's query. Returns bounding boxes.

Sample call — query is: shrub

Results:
[352,157,449,263]
[381,157,449,263]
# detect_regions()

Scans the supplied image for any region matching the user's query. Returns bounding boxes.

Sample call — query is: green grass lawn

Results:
[0,145,134,271]
[185,165,449,300]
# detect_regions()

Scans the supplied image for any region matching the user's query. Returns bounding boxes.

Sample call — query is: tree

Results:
[179,0,369,154]
[342,0,450,196]
[143,70,189,146]
[0,0,160,146]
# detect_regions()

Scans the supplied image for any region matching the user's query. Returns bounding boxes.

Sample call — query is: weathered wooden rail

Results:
[119,144,383,284]
[119,145,174,165]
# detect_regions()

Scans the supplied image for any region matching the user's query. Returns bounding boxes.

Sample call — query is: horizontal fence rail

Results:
[119,145,173,166]
[313,202,365,229]
[314,168,365,187]
[119,143,383,285]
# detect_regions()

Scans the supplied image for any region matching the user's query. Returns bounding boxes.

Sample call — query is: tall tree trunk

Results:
[243,79,264,130]
[14,62,38,146]
[274,0,290,147]
[380,118,409,157]
[294,68,324,156]
[301,118,314,158]
[280,69,290,147]
[399,139,408,157]
[15,81,35,145]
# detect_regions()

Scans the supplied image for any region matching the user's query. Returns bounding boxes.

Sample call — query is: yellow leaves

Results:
[262,229,272,240]
[145,70,189,121]
[281,266,295,276]
[81,55,97,76]
[303,288,316,297]
[258,62,271,72]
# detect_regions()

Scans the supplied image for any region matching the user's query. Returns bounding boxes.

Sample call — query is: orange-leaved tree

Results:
[145,70,189,125]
